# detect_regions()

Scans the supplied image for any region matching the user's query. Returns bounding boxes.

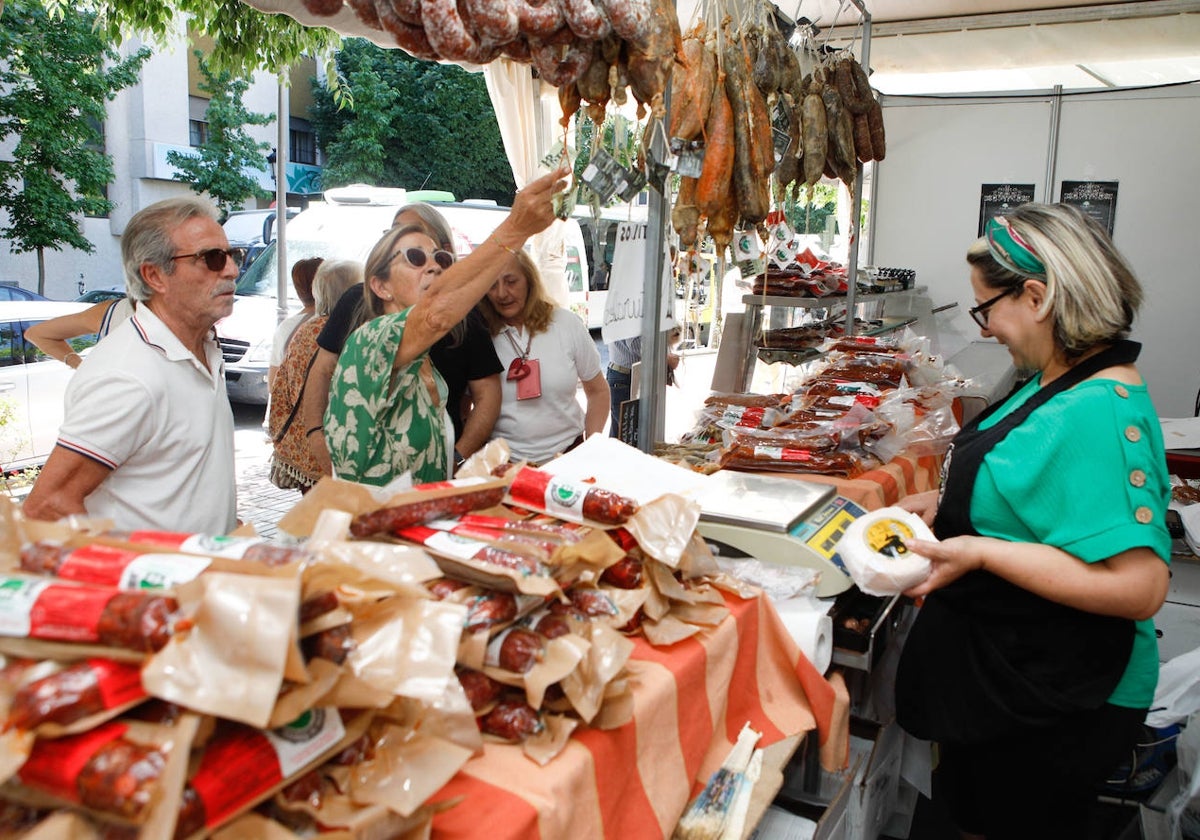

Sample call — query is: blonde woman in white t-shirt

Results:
[478,248,608,464]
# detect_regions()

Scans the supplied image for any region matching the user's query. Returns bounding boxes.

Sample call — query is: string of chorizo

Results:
[514,0,564,37]
[560,0,611,41]
[375,0,440,59]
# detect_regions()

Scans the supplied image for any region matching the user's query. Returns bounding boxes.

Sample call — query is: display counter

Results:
[713,450,942,513]
[428,591,841,840]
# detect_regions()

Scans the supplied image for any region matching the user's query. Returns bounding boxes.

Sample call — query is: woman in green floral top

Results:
[322,164,571,486]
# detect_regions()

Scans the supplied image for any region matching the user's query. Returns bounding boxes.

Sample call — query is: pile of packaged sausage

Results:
[0,461,735,837]
[664,331,974,476]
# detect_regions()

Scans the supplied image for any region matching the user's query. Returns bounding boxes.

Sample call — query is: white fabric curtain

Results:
[483,59,569,308]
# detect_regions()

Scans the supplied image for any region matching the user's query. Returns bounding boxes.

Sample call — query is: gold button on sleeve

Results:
[1114,385,1129,398]
[1129,469,1147,488]
[1124,426,1142,443]
[1135,506,1153,524]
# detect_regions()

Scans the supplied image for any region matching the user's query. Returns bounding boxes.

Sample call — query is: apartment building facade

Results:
[0,33,322,301]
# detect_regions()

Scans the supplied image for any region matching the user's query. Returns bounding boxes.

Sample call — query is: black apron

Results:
[895,340,1140,744]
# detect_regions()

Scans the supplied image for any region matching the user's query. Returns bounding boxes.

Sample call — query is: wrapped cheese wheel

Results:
[839,507,935,596]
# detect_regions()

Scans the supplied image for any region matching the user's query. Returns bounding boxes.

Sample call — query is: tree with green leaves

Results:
[0,0,150,294]
[40,0,340,79]
[167,51,274,218]
[309,39,515,203]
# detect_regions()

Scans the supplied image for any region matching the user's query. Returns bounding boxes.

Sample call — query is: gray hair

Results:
[966,202,1141,359]
[312,259,363,317]
[121,197,221,302]
[393,202,455,252]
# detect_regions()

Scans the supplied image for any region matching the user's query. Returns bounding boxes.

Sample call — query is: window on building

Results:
[290,119,317,165]
[188,96,210,148]
[84,116,108,216]
[189,120,209,147]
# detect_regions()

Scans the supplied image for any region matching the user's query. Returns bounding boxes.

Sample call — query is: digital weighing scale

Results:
[691,471,866,598]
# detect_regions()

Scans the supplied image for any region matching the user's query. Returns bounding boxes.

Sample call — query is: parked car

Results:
[76,286,126,304]
[0,284,51,303]
[222,207,299,249]
[219,186,588,405]
[0,300,93,474]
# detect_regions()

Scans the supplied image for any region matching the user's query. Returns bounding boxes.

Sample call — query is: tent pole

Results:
[842,1,871,337]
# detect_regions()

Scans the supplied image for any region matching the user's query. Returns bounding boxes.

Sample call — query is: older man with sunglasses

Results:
[24,197,243,533]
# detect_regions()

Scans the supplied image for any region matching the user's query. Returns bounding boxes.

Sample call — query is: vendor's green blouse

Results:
[325,308,449,487]
[968,375,1171,709]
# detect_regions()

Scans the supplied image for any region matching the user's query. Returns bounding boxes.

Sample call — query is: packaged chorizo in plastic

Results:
[100,530,308,569]
[506,467,640,526]
[173,708,368,839]
[348,477,508,538]
[312,594,464,709]
[394,525,559,597]
[3,657,147,735]
[139,571,301,730]
[18,541,211,591]
[1,712,199,833]
[0,574,183,655]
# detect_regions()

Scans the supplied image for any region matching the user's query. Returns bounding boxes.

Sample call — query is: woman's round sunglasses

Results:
[169,247,247,272]
[385,246,455,272]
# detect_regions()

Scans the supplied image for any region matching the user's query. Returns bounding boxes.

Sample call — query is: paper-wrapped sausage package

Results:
[838,507,935,596]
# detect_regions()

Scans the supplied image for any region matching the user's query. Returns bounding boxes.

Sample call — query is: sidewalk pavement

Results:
[233,427,300,541]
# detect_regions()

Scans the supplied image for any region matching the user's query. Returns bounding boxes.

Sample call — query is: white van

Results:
[218,185,588,404]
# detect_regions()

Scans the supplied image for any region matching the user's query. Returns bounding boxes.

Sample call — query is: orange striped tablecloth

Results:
[429,591,835,840]
[782,449,943,511]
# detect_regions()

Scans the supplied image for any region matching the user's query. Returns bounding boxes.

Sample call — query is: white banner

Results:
[601,221,675,344]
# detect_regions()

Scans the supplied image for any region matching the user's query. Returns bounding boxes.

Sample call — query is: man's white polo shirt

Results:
[56,305,237,534]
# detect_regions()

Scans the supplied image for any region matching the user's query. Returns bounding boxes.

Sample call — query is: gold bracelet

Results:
[492,235,522,257]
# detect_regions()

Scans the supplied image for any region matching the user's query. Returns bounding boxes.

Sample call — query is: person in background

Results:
[893,203,1171,838]
[267,256,323,389]
[23,197,243,533]
[320,165,570,485]
[605,328,681,437]
[303,203,503,475]
[24,295,136,368]
[267,259,362,492]
[478,248,608,463]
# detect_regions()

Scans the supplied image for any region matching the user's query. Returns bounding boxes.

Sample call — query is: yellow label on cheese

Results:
[861,518,916,559]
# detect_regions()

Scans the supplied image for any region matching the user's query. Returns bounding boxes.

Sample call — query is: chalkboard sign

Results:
[978,184,1036,236]
[1060,180,1118,237]
[618,398,639,448]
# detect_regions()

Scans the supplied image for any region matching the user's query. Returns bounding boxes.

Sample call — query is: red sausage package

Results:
[506,467,639,526]
[0,573,182,655]
[0,713,199,834]
[174,708,365,838]
[19,541,211,590]
[3,657,147,735]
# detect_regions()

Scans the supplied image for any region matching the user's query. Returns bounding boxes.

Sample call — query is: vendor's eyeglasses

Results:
[507,358,532,381]
[386,247,455,272]
[968,286,1022,328]
[170,247,247,272]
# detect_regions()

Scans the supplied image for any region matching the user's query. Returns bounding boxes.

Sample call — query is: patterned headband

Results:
[985,215,1046,279]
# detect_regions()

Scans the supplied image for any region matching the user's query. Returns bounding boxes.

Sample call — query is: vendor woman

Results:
[894,203,1171,838]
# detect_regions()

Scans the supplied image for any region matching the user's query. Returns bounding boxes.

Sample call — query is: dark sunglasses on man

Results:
[385,247,455,272]
[169,247,248,272]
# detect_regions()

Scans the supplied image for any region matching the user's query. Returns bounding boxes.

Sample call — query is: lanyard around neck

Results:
[504,326,532,361]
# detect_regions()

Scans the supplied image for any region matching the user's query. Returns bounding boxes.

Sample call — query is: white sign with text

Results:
[601,221,676,344]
